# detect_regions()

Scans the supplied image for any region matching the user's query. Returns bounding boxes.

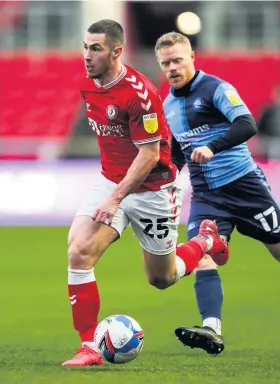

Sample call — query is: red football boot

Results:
[199,219,229,265]
[62,345,104,367]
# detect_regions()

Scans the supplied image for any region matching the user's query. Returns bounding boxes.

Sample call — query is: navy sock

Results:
[195,270,223,322]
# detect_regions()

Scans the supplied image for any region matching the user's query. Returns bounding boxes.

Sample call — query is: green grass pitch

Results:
[0,226,280,384]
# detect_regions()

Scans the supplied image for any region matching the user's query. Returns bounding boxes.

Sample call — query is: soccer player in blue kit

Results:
[155,32,280,355]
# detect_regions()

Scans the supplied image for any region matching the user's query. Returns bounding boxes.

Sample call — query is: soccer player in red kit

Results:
[62,19,229,367]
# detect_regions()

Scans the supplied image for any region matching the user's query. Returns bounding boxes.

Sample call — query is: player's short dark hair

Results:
[87,19,126,48]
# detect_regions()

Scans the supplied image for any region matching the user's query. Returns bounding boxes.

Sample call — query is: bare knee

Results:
[68,217,119,269]
[147,276,174,290]
[196,254,217,271]
[68,229,115,269]
[68,236,99,269]
[143,249,177,290]
[68,228,103,270]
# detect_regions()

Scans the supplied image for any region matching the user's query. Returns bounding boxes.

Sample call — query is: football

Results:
[94,314,144,364]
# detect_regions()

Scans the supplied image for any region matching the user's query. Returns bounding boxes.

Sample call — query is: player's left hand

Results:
[191,146,214,163]
[92,196,121,225]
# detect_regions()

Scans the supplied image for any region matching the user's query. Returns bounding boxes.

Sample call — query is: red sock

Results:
[176,238,207,275]
[68,269,100,343]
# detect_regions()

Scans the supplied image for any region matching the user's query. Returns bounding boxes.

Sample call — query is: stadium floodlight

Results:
[176,12,202,35]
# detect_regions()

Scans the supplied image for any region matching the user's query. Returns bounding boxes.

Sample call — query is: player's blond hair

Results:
[155,32,192,54]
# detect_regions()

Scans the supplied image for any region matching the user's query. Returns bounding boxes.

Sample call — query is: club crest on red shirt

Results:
[106,105,118,120]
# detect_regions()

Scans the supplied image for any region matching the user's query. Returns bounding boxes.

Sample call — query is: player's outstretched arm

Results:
[191,115,257,163]
[93,75,164,224]
[206,114,257,155]
[192,83,258,163]
[93,141,160,225]
[111,141,160,201]
[209,83,257,154]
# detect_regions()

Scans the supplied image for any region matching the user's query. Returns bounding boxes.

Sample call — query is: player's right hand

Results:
[92,196,120,225]
[191,146,214,163]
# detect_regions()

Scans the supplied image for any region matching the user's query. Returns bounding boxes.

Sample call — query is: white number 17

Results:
[254,206,278,232]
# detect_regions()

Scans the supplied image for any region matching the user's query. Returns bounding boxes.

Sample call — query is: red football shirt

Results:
[80,64,177,192]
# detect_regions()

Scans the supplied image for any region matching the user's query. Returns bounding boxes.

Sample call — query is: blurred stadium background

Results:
[1,0,280,225]
[1,3,280,383]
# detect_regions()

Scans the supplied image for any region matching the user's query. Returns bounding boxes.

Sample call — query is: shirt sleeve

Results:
[207,115,257,154]
[213,82,251,123]
[127,87,164,145]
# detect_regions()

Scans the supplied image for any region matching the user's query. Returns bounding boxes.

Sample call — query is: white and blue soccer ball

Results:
[94,314,144,364]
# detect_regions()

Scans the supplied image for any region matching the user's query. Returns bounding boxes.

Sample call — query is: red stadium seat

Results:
[0,53,84,159]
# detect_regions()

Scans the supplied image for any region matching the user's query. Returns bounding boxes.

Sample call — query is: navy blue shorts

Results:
[188,168,280,244]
